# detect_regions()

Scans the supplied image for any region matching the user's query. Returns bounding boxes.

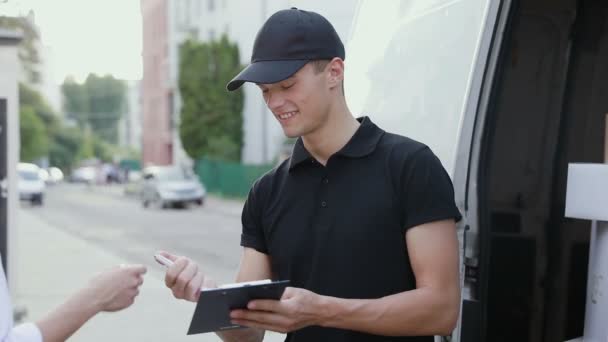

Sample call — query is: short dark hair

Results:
[309,59,345,94]
[310,59,332,73]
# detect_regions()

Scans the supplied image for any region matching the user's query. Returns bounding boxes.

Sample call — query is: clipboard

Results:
[187,280,290,335]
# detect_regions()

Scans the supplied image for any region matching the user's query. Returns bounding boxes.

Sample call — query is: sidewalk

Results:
[13,208,285,341]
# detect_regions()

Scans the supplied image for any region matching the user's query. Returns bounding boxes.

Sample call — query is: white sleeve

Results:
[0,256,43,342]
[8,324,43,342]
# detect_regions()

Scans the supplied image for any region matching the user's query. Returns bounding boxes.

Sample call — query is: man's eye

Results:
[282,83,294,89]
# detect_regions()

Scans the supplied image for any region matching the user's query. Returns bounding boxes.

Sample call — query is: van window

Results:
[346,0,491,174]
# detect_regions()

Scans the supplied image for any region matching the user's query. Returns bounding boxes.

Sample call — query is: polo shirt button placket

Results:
[321,175,329,208]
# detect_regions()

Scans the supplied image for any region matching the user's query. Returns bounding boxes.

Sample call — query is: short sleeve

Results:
[1,254,43,342]
[240,180,268,254]
[12,323,43,342]
[400,147,462,232]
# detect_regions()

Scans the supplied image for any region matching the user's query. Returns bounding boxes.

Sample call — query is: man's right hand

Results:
[158,251,216,302]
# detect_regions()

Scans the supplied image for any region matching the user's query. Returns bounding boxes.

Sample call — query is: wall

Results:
[141,0,172,166]
[0,30,22,295]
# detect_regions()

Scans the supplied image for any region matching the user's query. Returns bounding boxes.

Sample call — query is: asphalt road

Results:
[25,183,246,284]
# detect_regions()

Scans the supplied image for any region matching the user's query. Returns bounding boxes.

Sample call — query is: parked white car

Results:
[69,166,96,184]
[18,162,45,205]
[141,166,206,209]
[47,167,64,184]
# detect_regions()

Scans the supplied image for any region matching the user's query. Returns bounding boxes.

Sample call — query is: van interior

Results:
[478,0,608,341]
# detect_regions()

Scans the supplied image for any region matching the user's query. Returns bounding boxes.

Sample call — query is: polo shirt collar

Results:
[288,116,384,171]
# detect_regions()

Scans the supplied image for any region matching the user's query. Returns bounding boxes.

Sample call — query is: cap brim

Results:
[226,59,309,91]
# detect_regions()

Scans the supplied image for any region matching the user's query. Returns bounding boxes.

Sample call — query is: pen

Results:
[154,253,174,267]
[154,253,210,291]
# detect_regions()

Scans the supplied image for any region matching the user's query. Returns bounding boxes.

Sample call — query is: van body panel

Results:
[347,0,607,340]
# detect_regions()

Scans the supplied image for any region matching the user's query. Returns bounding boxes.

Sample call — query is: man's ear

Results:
[327,57,345,90]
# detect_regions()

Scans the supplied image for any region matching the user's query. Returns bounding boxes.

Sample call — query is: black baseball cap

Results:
[226,7,345,91]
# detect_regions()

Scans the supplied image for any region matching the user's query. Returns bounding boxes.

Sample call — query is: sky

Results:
[1,0,142,83]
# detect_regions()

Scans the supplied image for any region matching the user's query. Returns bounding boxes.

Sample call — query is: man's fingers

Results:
[176,261,199,296]
[202,277,217,289]
[165,258,188,288]
[247,299,283,313]
[158,251,178,262]
[231,319,283,333]
[281,287,295,299]
[188,272,205,301]
[231,310,290,328]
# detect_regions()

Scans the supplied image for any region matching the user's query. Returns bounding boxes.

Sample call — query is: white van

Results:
[346,1,606,341]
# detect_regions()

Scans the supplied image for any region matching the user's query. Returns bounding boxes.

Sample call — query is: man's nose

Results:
[266,91,285,111]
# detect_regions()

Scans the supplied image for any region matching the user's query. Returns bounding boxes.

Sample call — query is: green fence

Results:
[195,158,274,198]
[119,159,141,171]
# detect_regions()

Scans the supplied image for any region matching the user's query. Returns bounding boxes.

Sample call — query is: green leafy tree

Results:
[61,74,126,144]
[19,83,58,129]
[18,84,56,163]
[19,105,49,161]
[19,83,88,170]
[92,136,114,162]
[61,77,90,127]
[0,14,41,83]
[85,74,126,144]
[48,126,83,172]
[2,16,115,170]
[179,35,244,161]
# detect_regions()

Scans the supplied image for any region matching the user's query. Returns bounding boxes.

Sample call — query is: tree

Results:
[0,14,41,84]
[178,35,244,161]
[61,77,90,127]
[20,105,49,161]
[19,83,57,128]
[18,84,56,163]
[48,126,80,171]
[92,136,113,162]
[61,74,127,144]
[85,74,126,144]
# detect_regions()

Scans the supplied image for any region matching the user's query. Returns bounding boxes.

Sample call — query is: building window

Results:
[184,0,192,25]
[208,0,215,12]
[209,29,216,41]
[168,91,174,129]
[188,28,199,40]
[194,0,201,17]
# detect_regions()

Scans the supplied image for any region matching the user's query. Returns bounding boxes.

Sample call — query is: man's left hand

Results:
[230,287,328,333]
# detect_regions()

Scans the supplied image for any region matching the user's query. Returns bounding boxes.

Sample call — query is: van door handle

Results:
[462,225,479,282]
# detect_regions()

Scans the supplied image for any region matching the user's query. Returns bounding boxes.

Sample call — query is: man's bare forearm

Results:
[320,287,460,336]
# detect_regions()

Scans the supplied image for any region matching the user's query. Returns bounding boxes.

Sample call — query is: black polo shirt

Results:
[241,117,461,342]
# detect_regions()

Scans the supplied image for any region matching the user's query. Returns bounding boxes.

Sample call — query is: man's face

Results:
[257,63,331,138]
